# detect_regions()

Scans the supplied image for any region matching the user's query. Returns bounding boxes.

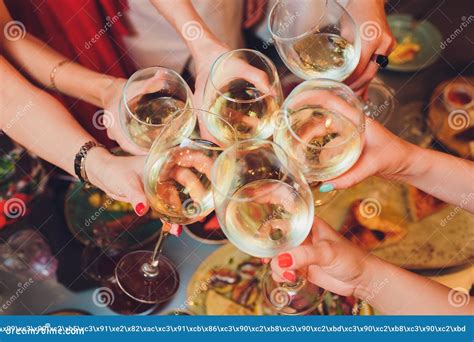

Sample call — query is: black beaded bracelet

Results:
[74,141,105,184]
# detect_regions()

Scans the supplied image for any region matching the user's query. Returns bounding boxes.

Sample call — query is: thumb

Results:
[320,155,376,190]
[277,239,337,271]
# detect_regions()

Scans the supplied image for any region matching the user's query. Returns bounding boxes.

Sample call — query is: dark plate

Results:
[64,182,161,250]
[184,213,227,244]
[387,15,442,72]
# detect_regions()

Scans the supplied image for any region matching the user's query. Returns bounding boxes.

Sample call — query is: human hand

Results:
[270,217,373,298]
[156,146,214,211]
[85,148,149,216]
[100,77,148,155]
[319,118,415,191]
[344,0,395,95]
[193,42,274,140]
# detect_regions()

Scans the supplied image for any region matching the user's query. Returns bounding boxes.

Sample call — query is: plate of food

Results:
[316,177,474,270]
[64,182,161,250]
[387,15,442,72]
[186,243,373,315]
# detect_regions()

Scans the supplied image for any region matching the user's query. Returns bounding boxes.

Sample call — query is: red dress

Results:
[6,0,136,147]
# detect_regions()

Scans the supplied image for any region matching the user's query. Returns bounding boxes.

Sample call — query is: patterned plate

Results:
[316,177,474,270]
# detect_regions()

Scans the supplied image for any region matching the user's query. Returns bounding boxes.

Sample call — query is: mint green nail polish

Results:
[319,183,334,193]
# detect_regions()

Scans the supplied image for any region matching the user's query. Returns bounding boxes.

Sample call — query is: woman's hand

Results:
[344,0,395,95]
[100,77,148,155]
[270,217,371,297]
[320,118,414,192]
[85,148,149,216]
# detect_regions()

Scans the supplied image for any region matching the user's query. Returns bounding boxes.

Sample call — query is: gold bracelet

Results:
[49,60,69,91]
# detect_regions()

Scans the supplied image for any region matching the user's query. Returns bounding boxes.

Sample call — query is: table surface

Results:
[0,0,473,315]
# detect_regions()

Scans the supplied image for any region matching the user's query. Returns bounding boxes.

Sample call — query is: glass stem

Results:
[141,221,170,278]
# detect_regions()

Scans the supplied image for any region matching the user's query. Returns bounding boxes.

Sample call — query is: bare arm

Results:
[357,254,473,315]
[271,218,473,315]
[0,0,117,107]
[148,0,228,66]
[400,144,474,212]
[0,56,148,213]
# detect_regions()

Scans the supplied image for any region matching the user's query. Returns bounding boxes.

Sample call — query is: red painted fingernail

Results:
[283,271,296,283]
[135,202,146,216]
[278,253,293,268]
[261,258,271,264]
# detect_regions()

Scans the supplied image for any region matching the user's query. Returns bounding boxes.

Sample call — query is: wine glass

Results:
[115,109,236,304]
[202,49,283,141]
[268,0,394,124]
[273,79,366,206]
[268,0,360,82]
[119,66,194,151]
[211,139,325,315]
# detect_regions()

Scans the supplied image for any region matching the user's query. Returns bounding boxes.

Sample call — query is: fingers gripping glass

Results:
[273,79,366,206]
[202,49,283,141]
[119,66,194,151]
[211,139,325,314]
[268,0,361,82]
[115,109,236,304]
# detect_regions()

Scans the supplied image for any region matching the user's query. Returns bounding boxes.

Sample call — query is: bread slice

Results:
[341,200,407,250]
[406,186,447,221]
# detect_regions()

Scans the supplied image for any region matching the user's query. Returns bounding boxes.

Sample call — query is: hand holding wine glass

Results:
[118,67,194,152]
[273,79,366,206]
[202,49,282,141]
[343,0,396,93]
[270,217,370,297]
[115,109,236,304]
[211,139,325,315]
[83,148,149,217]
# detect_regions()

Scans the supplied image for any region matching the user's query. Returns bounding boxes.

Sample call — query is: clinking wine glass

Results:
[115,109,237,304]
[202,49,283,141]
[119,66,194,151]
[268,0,394,124]
[211,139,325,315]
[273,79,366,206]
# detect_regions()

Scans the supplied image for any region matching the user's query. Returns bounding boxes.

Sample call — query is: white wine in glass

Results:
[115,109,236,304]
[119,67,193,151]
[273,79,365,206]
[268,0,360,82]
[211,139,324,315]
[203,49,282,141]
